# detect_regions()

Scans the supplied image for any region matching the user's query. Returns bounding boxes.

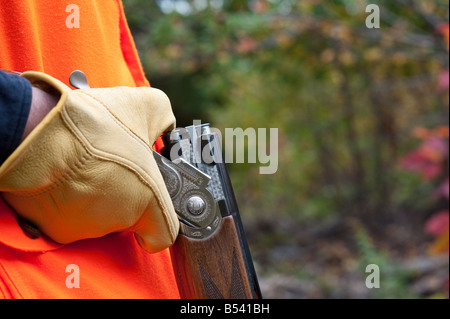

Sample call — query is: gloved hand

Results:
[0,71,180,253]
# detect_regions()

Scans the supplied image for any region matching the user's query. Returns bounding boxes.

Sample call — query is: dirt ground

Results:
[244,212,449,299]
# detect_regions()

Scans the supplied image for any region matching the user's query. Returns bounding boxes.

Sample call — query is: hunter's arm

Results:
[0,70,32,164]
[22,86,59,139]
[0,70,57,164]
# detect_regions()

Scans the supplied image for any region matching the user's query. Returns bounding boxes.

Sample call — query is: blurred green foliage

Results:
[123,0,449,224]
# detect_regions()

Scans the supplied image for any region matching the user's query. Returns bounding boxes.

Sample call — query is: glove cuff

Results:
[21,71,71,97]
[0,72,69,169]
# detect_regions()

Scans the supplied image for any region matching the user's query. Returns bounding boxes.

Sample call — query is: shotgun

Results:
[154,123,262,299]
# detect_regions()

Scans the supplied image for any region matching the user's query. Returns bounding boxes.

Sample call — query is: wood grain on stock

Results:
[170,216,253,299]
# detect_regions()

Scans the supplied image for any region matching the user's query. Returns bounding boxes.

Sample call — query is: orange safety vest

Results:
[0,0,180,298]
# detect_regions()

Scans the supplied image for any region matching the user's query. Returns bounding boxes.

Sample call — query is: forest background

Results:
[123,0,449,298]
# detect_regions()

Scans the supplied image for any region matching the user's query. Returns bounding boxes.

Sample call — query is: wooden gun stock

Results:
[170,216,255,299]
[171,216,257,299]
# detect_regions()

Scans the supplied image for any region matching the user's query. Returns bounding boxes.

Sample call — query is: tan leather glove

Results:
[0,71,180,253]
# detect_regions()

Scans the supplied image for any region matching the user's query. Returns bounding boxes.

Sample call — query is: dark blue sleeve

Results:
[0,70,32,165]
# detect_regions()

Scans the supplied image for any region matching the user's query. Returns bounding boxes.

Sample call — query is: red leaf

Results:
[423,137,449,160]
[399,151,443,180]
[399,136,449,180]
[438,70,449,91]
[425,210,450,236]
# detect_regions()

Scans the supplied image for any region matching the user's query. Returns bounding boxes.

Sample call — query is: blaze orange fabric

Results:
[0,0,149,88]
[0,0,180,299]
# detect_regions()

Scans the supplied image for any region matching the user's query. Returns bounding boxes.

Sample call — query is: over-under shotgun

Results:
[155,123,261,299]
